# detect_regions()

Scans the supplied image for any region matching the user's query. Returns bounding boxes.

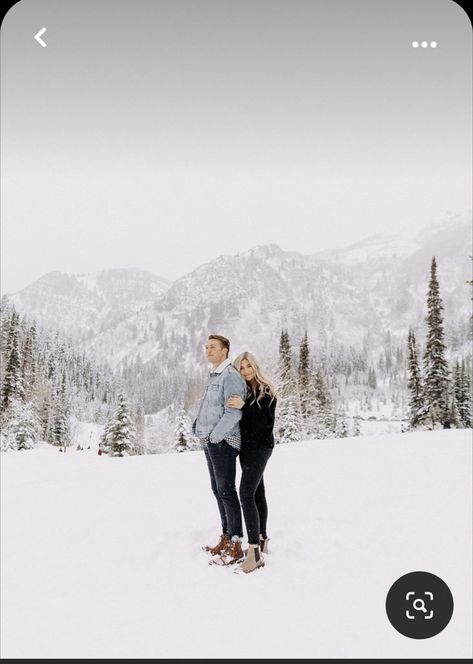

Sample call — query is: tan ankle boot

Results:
[243,537,270,556]
[259,537,270,554]
[240,543,265,573]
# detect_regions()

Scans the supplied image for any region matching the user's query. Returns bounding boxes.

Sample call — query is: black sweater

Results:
[240,391,277,448]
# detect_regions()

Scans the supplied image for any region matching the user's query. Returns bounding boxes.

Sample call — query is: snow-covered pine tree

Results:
[446,381,461,429]
[279,328,292,386]
[100,416,112,454]
[51,372,71,449]
[0,298,13,389]
[297,332,318,436]
[1,399,40,451]
[278,399,302,444]
[104,392,136,457]
[457,359,472,428]
[407,328,423,428]
[39,381,55,444]
[368,366,377,389]
[298,332,310,417]
[276,329,302,443]
[134,400,146,455]
[336,417,349,438]
[451,360,463,429]
[420,257,450,428]
[1,310,25,415]
[312,368,335,439]
[352,417,361,436]
[21,322,37,401]
[174,403,193,452]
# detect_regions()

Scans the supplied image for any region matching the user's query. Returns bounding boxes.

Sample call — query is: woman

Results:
[227,352,277,573]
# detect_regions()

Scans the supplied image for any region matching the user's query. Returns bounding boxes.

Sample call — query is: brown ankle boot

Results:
[219,536,244,565]
[240,543,265,573]
[203,534,230,555]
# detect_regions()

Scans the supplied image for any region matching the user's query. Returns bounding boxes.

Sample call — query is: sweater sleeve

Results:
[209,371,247,444]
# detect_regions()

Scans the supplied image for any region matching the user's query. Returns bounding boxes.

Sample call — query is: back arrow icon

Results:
[34,27,47,47]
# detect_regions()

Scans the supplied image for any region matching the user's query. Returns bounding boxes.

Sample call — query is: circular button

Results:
[386,571,454,639]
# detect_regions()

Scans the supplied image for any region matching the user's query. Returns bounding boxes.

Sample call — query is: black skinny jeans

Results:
[204,440,243,538]
[239,443,273,545]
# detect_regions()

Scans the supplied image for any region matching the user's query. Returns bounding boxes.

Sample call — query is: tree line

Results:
[406,257,472,430]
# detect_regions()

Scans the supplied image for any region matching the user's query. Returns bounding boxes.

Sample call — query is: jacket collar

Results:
[210,358,232,374]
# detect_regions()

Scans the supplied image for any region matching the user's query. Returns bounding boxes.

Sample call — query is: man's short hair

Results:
[208,334,230,358]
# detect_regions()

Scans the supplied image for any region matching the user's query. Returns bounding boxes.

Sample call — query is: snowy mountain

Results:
[3,219,471,377]
[314,214,470,270]
[314,232,421,266]
[2,428,471,658]
[85,242,378,371]
[87,218,471,371]
[319,218,472,340]
[6,268,171,342]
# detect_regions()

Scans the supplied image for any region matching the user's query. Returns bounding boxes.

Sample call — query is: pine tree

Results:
[312,369,335,438]
[104,393,136,457]
[457,360,472,427]
[279,329,292,388]
[420,257,450,428]
[1,310,24,414]
[1,399,40,451]
[297,332,319,435]
[368,366,377,389]
[278,399,302,443]
[276,329,302,443]
[298,332,310,417]
[407,329,423,428]
[39,385,54,444]
[352,418,361,436]
[336,418,349,438]
[446,384,461,429]
[0,299,12,388]
[51,374,71,449]
[174,404,193,452]
[134,400,146,455]
[100,416,112,454]
[21,323,37,400]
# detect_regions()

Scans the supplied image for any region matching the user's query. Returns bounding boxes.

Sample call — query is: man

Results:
[193,334,247,564]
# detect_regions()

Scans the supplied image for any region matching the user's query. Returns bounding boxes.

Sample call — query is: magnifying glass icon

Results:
[413,598,427,612]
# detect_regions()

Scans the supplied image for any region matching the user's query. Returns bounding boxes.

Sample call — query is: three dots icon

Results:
[412,41,437,48]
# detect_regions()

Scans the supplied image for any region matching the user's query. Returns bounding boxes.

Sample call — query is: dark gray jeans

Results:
[204,440,243,539]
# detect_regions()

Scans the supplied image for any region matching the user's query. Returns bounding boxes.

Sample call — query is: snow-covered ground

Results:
[1,430,471,658]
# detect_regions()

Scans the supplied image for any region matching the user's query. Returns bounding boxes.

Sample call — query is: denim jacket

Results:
[193,363,247,444]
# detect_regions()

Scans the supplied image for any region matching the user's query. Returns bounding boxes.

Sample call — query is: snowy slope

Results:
[3,219,470,379]
[7,268,171,341]
[89,242,379,367]
[1,429,471,659]
[79,219,473,370]
[313,232,421,266]
[5,219,471,371]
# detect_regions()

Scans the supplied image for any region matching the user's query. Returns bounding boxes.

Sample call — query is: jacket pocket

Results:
[207,384,220,403]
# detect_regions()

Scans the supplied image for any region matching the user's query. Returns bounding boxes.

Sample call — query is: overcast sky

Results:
[1,0,471,294]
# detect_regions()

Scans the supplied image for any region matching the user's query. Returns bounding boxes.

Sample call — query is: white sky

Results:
[1,0,471,294]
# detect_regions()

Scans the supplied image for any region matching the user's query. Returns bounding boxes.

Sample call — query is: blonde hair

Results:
[233,352,277,406]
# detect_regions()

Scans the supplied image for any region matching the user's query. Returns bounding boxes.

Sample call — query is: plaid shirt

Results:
[199,433,241,452]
